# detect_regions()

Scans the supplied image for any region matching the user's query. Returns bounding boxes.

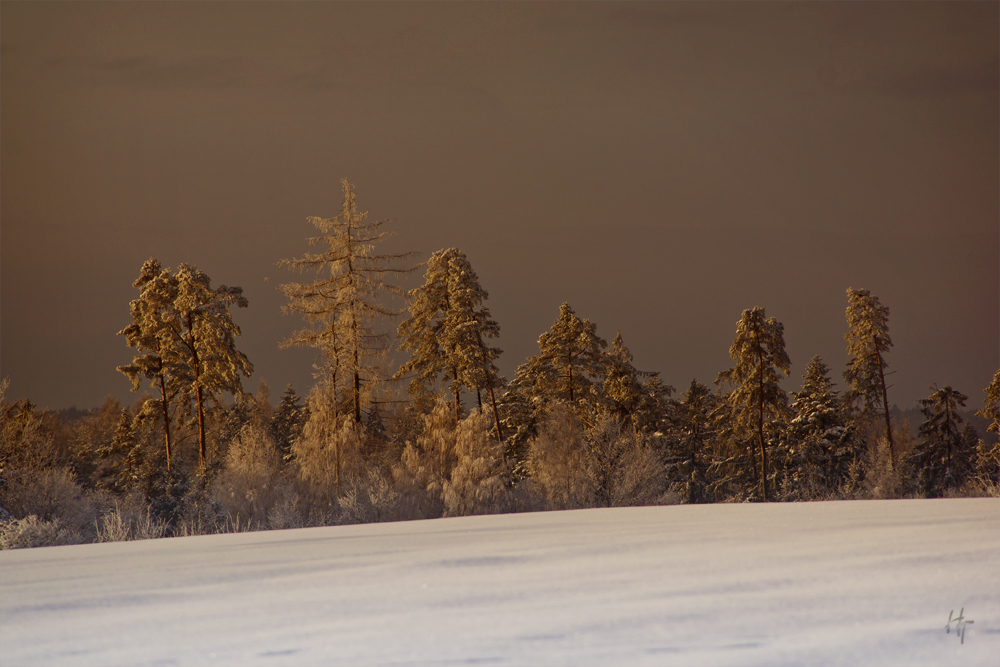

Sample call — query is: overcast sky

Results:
[2,2,997,414]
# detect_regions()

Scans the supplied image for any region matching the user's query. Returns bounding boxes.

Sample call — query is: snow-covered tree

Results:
[778,356,855,499]
[600,331,673,434]
[270,384,307,459]
[395,248,503,433]
[515,302,608,409]
[585,414,665,508]
[279,179,414,424]
[119,259,252,472]
[526,404,592,509]
[442,410,510,516]
[117,258,184,470]
[844,288,895,467]
[717,307,791,502]
[171,264,253,470]
[664,379,716,504]
[293,382,363,498]
[977,369,1000,434]
[910,386,973,496]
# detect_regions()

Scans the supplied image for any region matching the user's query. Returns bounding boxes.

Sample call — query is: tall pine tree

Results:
[844,288,895,468]
[717,307,791,502]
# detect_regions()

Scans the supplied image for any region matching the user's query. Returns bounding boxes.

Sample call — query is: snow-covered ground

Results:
[1,498,998,666]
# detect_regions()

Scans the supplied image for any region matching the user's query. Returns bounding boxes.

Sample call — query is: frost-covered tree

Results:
[171,265,253,470]
[601,332,672,433]
[279,179,414,424]
[119,260,252,472]
[442,410,510,516]
[977,369,1000,434]
[844,288,895,467]
[585,414,665,508]
[778,356,855,499]
[515,303,608,408]
[664,380,716,504]
[717,307,791,502]
[293,382,363,498]
[117,258,184,470]
[526,404,592,509]
[270,384,307,459]
[910,386,973,496]
[93,408,144,495]
[395,400,459,518]
[395,248,503,433]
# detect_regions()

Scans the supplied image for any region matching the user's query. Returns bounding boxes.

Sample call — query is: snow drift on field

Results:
[2,499,998,666]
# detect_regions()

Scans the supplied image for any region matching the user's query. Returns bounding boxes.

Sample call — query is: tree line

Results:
[2,179,998,548]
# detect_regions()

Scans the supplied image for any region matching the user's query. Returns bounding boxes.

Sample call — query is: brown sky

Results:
[2,1,997,413]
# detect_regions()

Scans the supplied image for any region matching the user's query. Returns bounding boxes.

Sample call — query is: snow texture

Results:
[2,499,998,666]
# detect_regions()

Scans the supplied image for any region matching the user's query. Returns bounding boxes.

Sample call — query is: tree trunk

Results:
[877,347,894,470]
[195,377,206,471]
[453,366,461,423]
[157,370,172,472]
[568,363,574,403]
[756,329,768,502]
[187,313,208,472]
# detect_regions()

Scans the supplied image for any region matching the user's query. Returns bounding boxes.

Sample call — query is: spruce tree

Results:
[911,386,972,496]
[780,356,854,498]
[844,288,895,468]
[717,307,791,502]
[279,179,414,423]
[270,384,307,459]
[664,379,716,504]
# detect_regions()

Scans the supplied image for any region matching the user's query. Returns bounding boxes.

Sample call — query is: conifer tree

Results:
[395,248,503,435]
[516,303,608,408]
[977,369,1000,434]
[279,179,414,423]
[171,265,253,470]
[601,332,671,433]
[717,307,791,502]
[844,288,895,467]
[664,379,716,504]
[117,258,183,470]
[119,260,252,472]
[779,356,854,498]
[270,384,307,459]
[911,386,972,495]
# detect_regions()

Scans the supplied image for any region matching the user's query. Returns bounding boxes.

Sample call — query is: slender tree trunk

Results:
[756,330,768,502]
[944,399,953,479]
[195,377,206,471]
[877,347,894,470]
[335,427,342,497]
[157,371,172,472]
[453,366,461,423]
[186,313,208,472]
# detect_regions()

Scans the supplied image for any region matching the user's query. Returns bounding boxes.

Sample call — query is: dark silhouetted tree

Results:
[911,386,973,496]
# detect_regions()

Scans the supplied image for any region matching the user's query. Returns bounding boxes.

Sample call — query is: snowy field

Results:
[1,499,998,667]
